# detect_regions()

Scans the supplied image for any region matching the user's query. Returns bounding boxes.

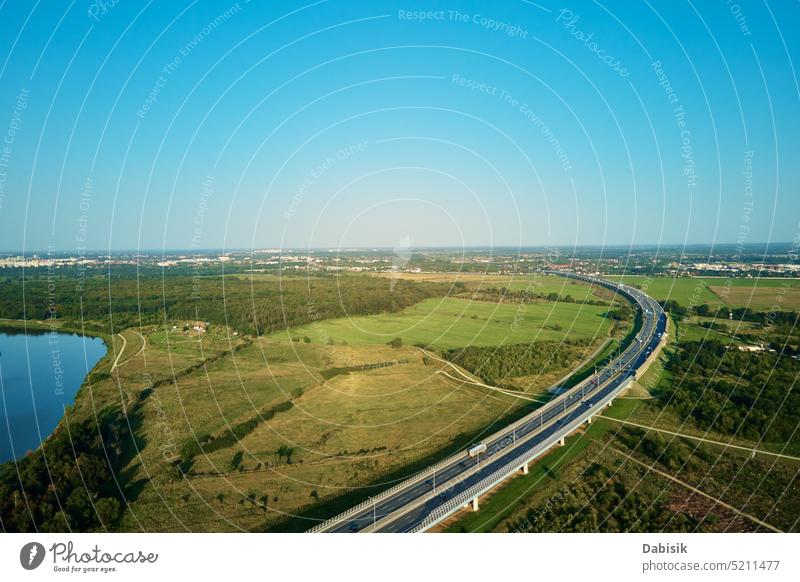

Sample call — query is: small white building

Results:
[738,344,764,353]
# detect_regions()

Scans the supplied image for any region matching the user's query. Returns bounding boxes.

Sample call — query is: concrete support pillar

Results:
[558,437,565,446]
[471,496,479,511]
[608,399,613,407]
[587,416,593,424]
[521,462,529,475]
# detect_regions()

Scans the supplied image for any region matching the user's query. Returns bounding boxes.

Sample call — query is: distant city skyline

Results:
[1,241,797,259]
[1,1,798,251]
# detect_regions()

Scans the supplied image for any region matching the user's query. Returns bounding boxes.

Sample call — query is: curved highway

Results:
[309,271,667,533]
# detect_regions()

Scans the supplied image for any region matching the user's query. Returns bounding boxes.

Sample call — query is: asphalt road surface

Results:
[312,272,667,533]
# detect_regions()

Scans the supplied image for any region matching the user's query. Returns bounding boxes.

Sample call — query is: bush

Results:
[443,340,591,385]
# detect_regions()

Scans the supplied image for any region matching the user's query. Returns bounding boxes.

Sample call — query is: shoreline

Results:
[0,319,112,463]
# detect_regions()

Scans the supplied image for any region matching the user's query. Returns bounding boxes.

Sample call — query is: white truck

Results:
[468,443,487,458]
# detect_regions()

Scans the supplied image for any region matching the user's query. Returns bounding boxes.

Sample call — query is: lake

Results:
[0,328,107,463]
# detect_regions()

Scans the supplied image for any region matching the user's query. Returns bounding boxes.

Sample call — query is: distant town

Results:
[1,243,797,279]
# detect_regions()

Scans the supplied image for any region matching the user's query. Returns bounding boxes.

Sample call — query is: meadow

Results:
[13,270,740,533]
[273,297,614,349]
[104,280,617,530]
[380,272,800,310]
[374,272,612,299]
[116,334,536,531]
[607,275,800,309]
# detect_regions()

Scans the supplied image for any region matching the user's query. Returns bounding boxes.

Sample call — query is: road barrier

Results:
[308,272,666,532]
[409,377,633,532]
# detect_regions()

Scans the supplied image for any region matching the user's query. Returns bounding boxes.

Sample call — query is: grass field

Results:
[6,268,797,533]
[0,274,618,532]
[272,297,614,349]
[607,275,721,305]
[708,279,800,310]
[374,272,614,299]
[606,275,800,309]
[113,334,539,532]
[101,281,616,531]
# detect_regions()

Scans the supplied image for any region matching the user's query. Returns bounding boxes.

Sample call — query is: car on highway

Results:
[312,273,666,533]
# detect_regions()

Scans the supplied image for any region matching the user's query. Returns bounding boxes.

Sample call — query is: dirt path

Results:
[110,332,127,372]
[116,330,146,368]
[435,369,546,403]
[598,415,800,463]
[419,347,547,402]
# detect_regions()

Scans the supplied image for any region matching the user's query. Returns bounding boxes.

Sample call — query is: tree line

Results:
[442,339,593,385]
[469,286,611,307]
[657,339,800,444]
[0,406,133,531]
[0,273,460,335]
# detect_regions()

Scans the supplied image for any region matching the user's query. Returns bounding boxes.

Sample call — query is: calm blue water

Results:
[0,329,106,463]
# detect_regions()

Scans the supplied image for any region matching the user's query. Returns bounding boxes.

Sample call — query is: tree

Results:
[94,498,122,525]
[388,337,403,348]
[276,445,294,463]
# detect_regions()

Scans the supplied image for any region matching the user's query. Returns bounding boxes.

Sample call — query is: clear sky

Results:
[0,0,798,252]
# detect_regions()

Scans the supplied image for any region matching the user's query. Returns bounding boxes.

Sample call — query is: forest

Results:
[471,286,611,306]
[0,273,459,335]
[505,461,709,533]
[442,339,594,385]
[0,406,134,532]
[657,340,800,444]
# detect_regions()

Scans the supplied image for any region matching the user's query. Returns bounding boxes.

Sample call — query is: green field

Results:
[114,333,538,532]
[2,273,621,532]
[375,272,613,300]
[708,279,800,309]
[4,264,798,534]
[272,297,614,349]
[607,275,800,309]
[607,275,721,305]
[106,286,617,530]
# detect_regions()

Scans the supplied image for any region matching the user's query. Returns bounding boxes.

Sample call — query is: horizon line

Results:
[1,241,796,255]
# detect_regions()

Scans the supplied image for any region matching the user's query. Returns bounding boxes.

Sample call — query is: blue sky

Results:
[0,0,797,251]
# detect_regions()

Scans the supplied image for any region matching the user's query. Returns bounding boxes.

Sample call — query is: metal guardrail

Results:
[410,329,668,532]
[357,374,615,533]
[308,273,664,532]
[309,353,628,533]
[306,447,470,533]
[308,346,622,533]
[409,377,635,532]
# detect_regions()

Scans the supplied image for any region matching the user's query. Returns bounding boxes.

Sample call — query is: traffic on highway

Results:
[310,272,668,533]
